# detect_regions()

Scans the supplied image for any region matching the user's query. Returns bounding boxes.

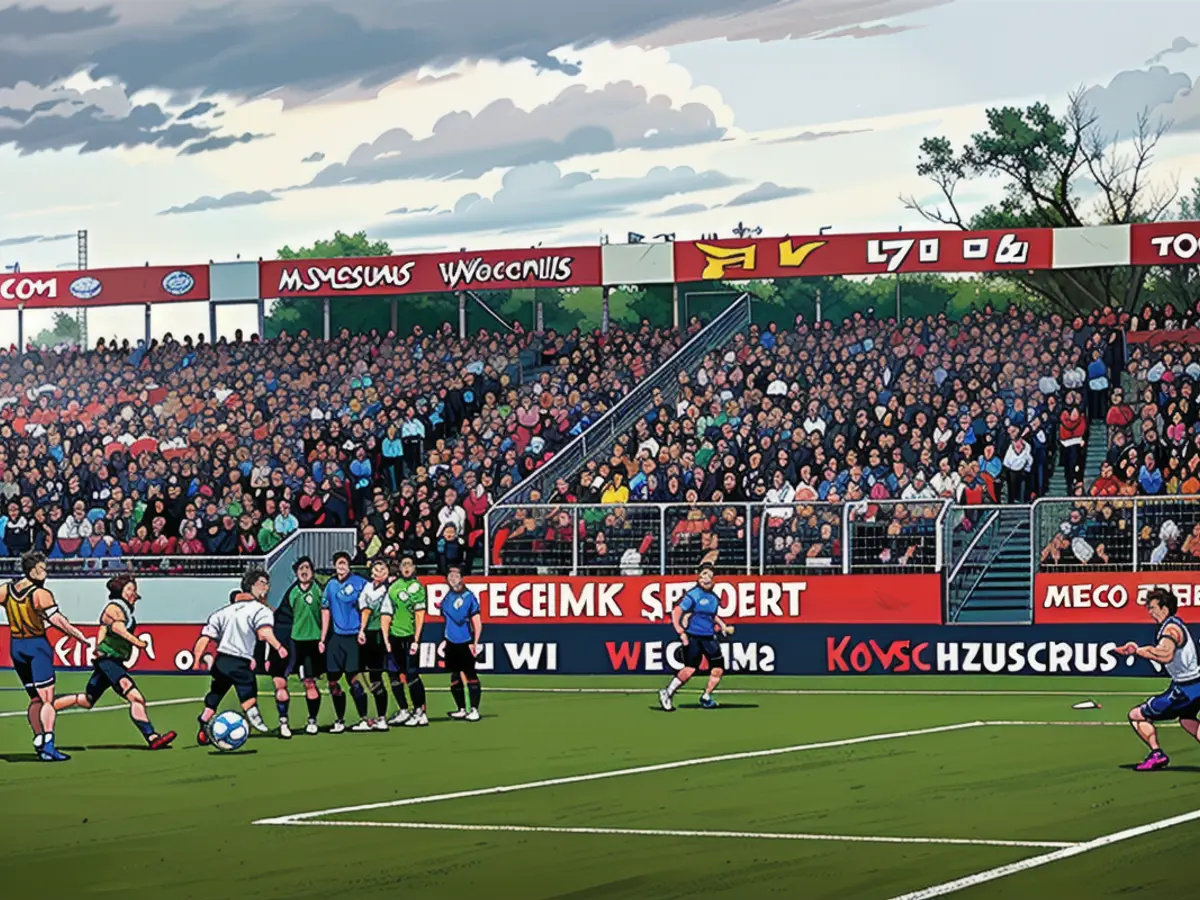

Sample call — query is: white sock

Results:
[666,677,683,698]
[246,707,265,728]
[33,734,44,749]
[702,692,712,701]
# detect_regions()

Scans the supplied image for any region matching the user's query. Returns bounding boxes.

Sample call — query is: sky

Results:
[0,0,1198,341]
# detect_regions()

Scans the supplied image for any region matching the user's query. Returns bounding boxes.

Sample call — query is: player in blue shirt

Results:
[658,563,733,711]
[319,552,372,733]
[440,566,483,722]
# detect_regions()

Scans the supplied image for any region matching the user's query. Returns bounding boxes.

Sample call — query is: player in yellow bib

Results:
[54,574,176,750]
[1,551,88,761]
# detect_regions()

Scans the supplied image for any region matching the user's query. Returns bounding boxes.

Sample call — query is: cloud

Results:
[374,161,738,238]
[818,24,915,40]
[725,182,811,207]
[177,130,271,155]
[1147,36,1198,66]
[654,203,709,217]
[0,232,75,248]
[306,81,725,187]
[1078,66,1192,138]
[0,3,117,37]
[388,205,438,215]
[0,1,948,102]
[530,52,582,76]
[158,190,279,216]
[760,128,871,145]
[177,101,217,120]
[0,78,263,155]
[301,151,325,163]
[1158,76,1200,131]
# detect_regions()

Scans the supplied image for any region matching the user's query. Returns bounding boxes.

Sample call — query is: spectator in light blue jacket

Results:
[1138,455,1165,495]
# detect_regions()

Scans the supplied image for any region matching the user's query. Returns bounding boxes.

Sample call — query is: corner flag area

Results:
[3,674,1198,899]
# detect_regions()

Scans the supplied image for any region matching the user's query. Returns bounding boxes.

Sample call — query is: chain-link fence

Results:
[1031,497,1200,573]
[486,500,947,576]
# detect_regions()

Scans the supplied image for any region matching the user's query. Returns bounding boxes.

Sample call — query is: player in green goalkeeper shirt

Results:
[382,554,428,727]
[283,556,326,735]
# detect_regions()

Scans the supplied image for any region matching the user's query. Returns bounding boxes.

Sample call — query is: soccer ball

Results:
[208,711,250,752]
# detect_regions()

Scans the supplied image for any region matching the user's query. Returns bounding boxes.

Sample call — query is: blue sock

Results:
[276,699,289,720]
[133,717,156,739]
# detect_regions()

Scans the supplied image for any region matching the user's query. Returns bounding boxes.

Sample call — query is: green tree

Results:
[267,230,458,338]
[31,311,81,348]
[902,92,1179,314]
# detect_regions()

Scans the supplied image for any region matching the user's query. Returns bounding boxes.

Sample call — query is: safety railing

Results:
[1031,496,1200,573]
[486,499,946,576]
[0,554,261,578]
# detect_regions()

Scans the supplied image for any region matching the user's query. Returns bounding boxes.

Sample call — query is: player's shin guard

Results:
[409,675,427,710]
[131,713,156,741]
[389,675,409,709]
[370,680,388,717]
[467,679,481,711]
[449,676,466,711]
[349,679,369,718]
[330,684,347,721]
[306,693,321,720]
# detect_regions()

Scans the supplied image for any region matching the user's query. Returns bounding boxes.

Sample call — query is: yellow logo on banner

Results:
[696,243,757,279]
[778,239,828,268]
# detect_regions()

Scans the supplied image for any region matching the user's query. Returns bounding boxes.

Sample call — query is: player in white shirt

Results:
[357,559,395,731]
[191,569,287,747]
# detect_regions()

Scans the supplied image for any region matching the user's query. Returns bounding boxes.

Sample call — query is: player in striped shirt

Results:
[357,559,394,731]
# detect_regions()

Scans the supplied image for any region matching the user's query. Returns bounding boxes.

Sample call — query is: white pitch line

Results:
[888,807,1200,900]
[469,687,1153,698]
[254,721,989,825]
[281,819,1076,850]
[0,695,202,719]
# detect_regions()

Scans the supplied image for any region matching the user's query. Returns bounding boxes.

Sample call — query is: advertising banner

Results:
[0,265,210,310]
[1,623,1163,676]
[260,246,603,298]
[417,574,943,625]
[1034,571,1200,624]
[1125,329,1200,347]
[673,229,1054,282]
[1130,221,1200,267]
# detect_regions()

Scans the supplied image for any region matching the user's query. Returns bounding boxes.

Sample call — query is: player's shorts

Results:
[444,640,477,677]
[682,636,725,671]
[85,657,136,705]
[1140,680,1200,722]
[388,638,421,680]
[209,653,257,704]
[361,631,388,672]
[326,633,360,676]
[256,635,292,679]
[292,639,325,680]
[10,637,55,698]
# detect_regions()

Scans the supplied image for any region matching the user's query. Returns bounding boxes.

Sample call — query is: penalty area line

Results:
[254,721,990,825]
[278,819,1077,850]
[0,695,202,719]
[888,807,1200,900]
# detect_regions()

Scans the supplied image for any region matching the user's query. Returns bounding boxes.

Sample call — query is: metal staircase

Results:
[944,506,1033,623]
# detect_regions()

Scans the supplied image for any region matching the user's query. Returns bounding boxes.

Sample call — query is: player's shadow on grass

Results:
[0,752,43,763]
[649,703,761,711]
[208,749,259,757]
[85,743,157,751]
[1119,763,1200,773]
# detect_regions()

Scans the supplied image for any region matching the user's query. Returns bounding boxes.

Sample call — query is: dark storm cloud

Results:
[0,2,117,37]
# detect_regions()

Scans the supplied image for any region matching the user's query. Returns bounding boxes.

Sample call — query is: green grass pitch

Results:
[2,673,1199,899]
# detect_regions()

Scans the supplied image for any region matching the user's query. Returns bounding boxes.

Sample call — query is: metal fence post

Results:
[483,510,492,576]
[571,507,579,576]
[659,505,668,576]
[1132,499,1140,573]
[841,503,852,575]
[744,503,752,575]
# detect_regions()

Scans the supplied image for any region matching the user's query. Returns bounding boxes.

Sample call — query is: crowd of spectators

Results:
[0,323,679,572]
[7,298,1200,578]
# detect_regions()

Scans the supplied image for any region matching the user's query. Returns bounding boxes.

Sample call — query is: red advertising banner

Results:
[1034,571,1200,623]
[0,624,199,673]
[419,574,942,624]
[260,246,604,299]
[0,264,210,311]
[1130,222,1200,266]
[674,229,1054,282]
